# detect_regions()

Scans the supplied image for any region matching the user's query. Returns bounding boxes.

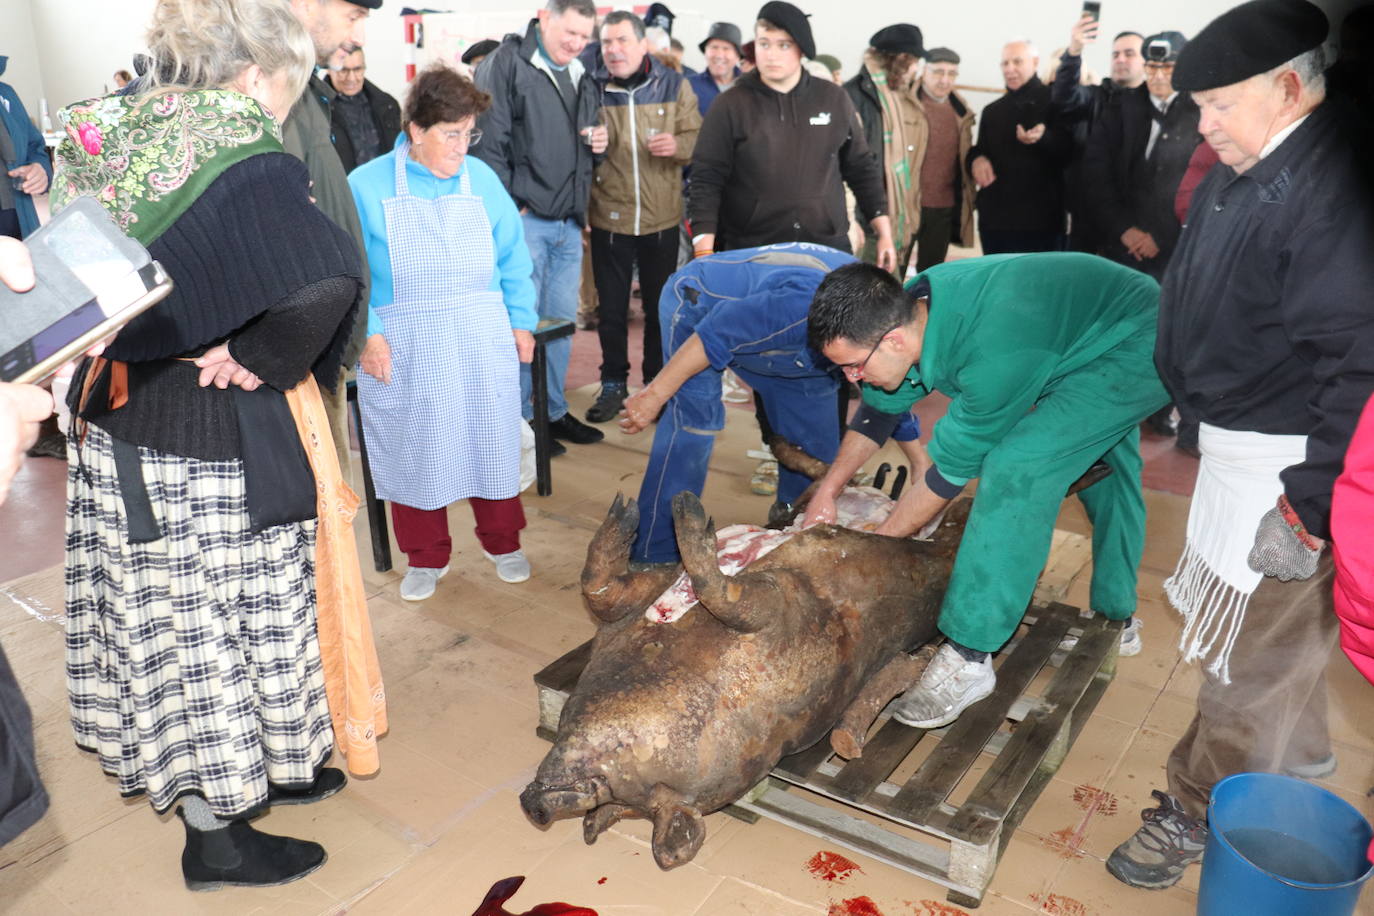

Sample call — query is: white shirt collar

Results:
[1151,91,1178,112]
[1259,113,1310,160]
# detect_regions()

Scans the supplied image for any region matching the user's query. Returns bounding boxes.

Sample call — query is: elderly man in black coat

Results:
[325,47,402,173]
[967,39,1073,253]
[1107,0,1374,892]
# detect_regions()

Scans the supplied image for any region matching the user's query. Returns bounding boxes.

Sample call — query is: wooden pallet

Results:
[533,602,1120,908]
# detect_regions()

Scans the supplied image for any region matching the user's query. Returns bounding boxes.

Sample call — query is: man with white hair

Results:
[967,39,1072,253]
[1106,0,1374,891]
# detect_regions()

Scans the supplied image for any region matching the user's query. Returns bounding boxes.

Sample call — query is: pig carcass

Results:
[520,485,971,869]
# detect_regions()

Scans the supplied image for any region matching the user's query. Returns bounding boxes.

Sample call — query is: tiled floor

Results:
[3,360,1371,914]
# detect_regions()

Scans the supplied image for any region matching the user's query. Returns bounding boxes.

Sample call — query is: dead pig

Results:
[519,488,972,869]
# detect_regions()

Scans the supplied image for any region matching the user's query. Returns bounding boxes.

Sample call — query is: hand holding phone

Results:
[0,197,172,385]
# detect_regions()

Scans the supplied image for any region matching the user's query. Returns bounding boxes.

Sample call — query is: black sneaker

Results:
[1106,790,1209,889]
[586,383,629,423]
[549,412,605,444]
[549,438,567,457]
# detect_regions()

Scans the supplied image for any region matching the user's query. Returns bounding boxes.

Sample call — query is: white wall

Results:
[1,0,1361,125]
[0,0,46,127]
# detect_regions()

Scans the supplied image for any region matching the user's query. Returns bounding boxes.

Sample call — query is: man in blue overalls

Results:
[619,242,923,563]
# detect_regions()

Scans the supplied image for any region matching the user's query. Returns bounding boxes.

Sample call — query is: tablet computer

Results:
[0,196,173,385]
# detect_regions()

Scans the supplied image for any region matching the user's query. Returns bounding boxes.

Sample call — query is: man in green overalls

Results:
[804,253,1168,728]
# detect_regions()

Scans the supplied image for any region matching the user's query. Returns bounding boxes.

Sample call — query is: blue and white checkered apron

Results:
[357,143,522,510]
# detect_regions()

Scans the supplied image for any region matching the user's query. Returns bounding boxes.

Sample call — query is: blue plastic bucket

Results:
[1199,773,1374,916]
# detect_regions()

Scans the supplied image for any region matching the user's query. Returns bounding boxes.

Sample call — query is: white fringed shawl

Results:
[1164,423,1308,683]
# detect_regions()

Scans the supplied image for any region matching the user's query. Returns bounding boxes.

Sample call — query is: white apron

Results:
[357,144,521,510]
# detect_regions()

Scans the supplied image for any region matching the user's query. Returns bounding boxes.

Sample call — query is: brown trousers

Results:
[1167,553,1338,820]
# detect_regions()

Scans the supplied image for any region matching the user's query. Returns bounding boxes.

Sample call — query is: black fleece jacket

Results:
[688,69,886,251]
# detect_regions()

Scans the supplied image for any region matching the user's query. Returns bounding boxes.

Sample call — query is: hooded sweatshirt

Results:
[688,69,886,252]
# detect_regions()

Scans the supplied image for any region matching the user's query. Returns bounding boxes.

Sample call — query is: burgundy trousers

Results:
[390,497,526,569]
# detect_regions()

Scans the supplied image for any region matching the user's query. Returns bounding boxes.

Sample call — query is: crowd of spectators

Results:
[0,0,1372,901]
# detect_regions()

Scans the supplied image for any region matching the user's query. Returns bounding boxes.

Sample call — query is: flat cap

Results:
[757,1,815,60]
[1173,0,1328,92]
[699,21,743,54]
[1143,31,1188,64]
[926,47,960,65]
[869,24,925,59]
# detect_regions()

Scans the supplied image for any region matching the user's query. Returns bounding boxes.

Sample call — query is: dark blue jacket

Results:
[667,243,856,375]
[686,69,739,116]
[0,57,52,238]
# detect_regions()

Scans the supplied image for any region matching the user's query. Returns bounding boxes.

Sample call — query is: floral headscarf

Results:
[51,90,282,246]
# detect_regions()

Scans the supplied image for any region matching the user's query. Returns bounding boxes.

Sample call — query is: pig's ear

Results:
[650,801,706,869]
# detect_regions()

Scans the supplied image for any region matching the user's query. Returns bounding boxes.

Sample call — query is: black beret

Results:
[699,21,743,54]
[757,1,815,60]
[869,24,925,59]
[342,0,383,8]
[461,39,499,65]
[1173,0,1328,92]
[926,47,960,65]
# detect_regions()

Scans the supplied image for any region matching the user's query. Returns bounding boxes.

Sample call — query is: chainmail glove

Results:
[1247,506,1320,581]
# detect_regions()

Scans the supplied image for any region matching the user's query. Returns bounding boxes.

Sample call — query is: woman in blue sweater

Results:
[350,66,539,602]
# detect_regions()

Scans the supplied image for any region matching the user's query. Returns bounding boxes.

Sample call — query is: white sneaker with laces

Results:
[1059,617,1143,657]
[399,564,450,601]
[891,644,997,729]
[483,549,531,584]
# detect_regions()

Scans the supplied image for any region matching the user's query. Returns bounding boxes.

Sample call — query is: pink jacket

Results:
[1332,393,1374,686]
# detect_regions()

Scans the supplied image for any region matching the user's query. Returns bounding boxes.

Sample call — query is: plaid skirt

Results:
[65,425,334,817]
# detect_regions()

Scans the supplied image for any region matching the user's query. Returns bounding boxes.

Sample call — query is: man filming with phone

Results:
[1051,5,1148,254]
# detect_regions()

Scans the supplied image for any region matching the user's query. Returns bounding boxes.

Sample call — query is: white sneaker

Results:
[1059,617,1143,657]
[891,644,997,729]
[1285,753,1337,780]
[400,564,450,601]
[483,549,531,584]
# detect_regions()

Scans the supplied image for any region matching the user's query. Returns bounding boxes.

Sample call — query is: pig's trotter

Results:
[583,803,637,845]
[830,648,933,758]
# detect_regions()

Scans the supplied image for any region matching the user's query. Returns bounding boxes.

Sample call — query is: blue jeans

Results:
[519,214,583,421]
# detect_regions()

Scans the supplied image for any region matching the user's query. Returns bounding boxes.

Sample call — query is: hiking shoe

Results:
[749,459,778,496]
[549,412,605,444]
[400,564,450,601]
[1285,753,1337,780]
[1059,617,1143,658]
[484,549,531,584]
[891,643,996,729]
[1106,790,1208,889]
[586,383,629,424]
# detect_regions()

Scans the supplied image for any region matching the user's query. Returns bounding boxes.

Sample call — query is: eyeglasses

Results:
[434,127,483,147]
[336,66,365,77]
[839,324,899,380]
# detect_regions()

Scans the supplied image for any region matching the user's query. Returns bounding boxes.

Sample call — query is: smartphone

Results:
[0,196,173,385]
[1082,1,1102,22]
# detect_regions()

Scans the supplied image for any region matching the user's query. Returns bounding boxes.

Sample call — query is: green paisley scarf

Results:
[51,89,282,245]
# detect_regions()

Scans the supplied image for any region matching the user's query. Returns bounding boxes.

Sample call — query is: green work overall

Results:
[864,253,1170,652]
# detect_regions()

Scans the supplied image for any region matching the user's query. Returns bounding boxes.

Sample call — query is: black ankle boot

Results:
[266,767,347,806]
[180,812,327,891]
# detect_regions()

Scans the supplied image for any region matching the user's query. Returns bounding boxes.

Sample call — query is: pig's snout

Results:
[519,777,611,827]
